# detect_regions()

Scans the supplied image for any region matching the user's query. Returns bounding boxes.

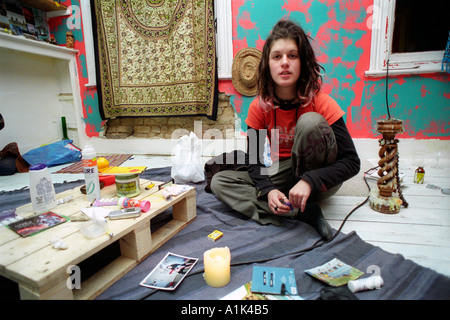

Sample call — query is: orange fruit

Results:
[97,157,109,172]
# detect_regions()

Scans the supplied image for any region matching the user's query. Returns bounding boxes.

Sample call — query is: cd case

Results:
[7,211,68,237]
[251,265,298,295]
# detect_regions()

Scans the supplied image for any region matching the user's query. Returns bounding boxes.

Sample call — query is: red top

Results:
[245,92,345,160]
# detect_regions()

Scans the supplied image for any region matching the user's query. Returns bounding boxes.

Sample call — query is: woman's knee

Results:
[292,112,337,173]
[295,111,335,147]
[296,112,327,133]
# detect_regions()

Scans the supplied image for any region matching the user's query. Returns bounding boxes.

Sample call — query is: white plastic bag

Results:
[171,132,205,183]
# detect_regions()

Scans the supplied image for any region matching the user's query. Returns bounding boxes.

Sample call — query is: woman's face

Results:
[268,38,301,99]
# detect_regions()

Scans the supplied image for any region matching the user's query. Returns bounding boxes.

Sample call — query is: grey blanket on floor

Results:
[1,167,449,300]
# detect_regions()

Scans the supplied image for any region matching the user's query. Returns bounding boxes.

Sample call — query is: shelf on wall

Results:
[0,32,77,61]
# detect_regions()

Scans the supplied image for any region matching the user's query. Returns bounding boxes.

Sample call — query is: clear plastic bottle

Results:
[29,163,57,214]
[82,145,101,201]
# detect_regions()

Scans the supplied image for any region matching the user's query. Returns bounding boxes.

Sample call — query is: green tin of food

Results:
[115,173,141,197]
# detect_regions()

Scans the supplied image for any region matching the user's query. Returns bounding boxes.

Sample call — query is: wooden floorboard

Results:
[368,242,450,277]
[328,219,450,247]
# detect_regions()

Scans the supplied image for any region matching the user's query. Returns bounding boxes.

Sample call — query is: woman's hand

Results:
[289,180,311,212]
[267,189,291,215]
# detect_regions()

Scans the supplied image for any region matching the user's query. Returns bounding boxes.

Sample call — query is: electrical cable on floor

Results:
[139,172,374,300]
[386,59,391,119]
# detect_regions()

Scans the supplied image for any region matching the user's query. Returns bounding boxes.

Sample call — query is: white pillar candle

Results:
[203,247,231,287]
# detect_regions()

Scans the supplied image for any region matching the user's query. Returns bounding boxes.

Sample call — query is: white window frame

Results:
[80,1,97,87]
[365,0,445,77]
[215,0,233,79]
[80,0,233,81]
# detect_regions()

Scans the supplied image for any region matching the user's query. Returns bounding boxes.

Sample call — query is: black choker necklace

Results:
[278,98,295,105]
[275,96,300,110]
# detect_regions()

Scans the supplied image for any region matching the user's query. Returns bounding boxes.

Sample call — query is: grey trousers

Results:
[210,112,340,226]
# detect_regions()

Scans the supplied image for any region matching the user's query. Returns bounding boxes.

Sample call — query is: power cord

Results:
[290,171,372,258]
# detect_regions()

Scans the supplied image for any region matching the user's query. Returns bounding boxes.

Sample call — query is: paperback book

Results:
[100,166,147,175]
[305,258,364,287]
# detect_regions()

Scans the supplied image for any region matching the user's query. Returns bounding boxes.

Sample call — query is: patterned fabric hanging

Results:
[93,0,218,119]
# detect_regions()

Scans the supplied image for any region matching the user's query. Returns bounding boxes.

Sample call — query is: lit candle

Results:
[203,247,231,287]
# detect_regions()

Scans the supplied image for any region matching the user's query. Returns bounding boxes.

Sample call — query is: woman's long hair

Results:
[258,20,324,111]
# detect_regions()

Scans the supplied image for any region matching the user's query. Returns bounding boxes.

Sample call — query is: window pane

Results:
[392,0,449,53]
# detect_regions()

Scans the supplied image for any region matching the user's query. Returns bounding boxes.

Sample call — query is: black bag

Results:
[320,286,358,300]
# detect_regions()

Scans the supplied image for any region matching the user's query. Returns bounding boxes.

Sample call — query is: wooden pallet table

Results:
[0,179,196,300]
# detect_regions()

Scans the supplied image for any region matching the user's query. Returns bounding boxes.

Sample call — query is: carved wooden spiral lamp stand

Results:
[369,119,408,214]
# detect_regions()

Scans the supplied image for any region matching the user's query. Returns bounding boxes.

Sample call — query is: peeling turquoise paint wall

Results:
[50,0,103,137]
[223,0,450,140]
[363,74,450,138]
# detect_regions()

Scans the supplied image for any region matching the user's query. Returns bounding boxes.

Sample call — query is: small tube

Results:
[348,276,384,293]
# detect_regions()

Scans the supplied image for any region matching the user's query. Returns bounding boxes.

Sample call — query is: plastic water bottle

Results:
[29,163,57,214]
[82,145,101,201]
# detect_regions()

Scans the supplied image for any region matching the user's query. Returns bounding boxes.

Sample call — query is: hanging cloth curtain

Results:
[93,0,218,119]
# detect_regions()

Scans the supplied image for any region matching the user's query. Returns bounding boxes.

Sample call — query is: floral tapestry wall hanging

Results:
[93,0,217,119]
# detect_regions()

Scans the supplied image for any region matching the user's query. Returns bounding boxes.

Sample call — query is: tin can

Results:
[115,173,140,197]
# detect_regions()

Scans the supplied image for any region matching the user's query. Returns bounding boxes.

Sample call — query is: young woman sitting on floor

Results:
[211,20,360,240]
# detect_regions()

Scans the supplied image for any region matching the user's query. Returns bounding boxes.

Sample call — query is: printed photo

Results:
[140,252,198,290]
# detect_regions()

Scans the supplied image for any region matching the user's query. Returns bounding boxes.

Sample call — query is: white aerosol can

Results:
[29,163,57,214]
[82,144,101,201]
